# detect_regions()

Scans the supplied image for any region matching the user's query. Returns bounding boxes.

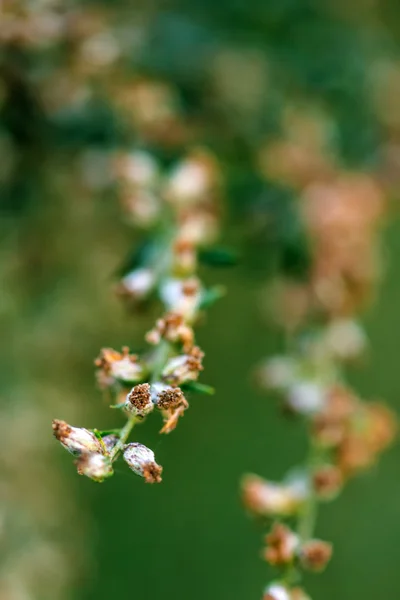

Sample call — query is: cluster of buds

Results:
[52,419,162,483]
[51,71,223,483]
[262,523,332,572]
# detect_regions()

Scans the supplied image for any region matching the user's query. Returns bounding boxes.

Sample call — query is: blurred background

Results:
[2,0,400,599]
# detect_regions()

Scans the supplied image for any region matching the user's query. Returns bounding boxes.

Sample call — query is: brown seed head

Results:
[157,386,186,410]
[127,383,152,413]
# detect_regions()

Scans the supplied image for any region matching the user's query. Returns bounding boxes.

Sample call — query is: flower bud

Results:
[123,443,163,483]
[125,383,154,417]
[52,420,103,456]
[75,453,113,482]
[263,584,290,600]
[263,523,300,566]
[95,347,144,386]
[160,277,202,321]
[312,465,343,500]
[287,381,327,415]
[241,474,307,517]
[256,356,296,391]
[299,540,332,572]
[323,319,366,361]
[119,268,155,300]
[102,434,119,454]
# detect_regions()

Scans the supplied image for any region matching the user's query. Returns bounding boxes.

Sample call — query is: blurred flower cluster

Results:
[243,104,397,599]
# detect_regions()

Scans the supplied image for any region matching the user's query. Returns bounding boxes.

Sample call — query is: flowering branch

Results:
[242,176,397,600]
[52,137,225,483]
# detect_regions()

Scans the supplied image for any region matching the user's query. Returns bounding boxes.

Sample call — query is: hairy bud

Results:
[76,453,113,482]
[123,443,163,483]
[52,419,103,455]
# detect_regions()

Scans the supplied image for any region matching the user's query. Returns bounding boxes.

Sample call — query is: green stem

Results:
[110,416,138,461]
[110,340,172,462]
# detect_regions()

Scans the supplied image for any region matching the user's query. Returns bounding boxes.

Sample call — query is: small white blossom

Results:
[160,278,202,320]
[264,584,290,600]
[118,150,159,187]
[323,319,366,360]
[258,356,296,390]
[287,381,327,415]
[121,268,155,299]
[166,159,210,205]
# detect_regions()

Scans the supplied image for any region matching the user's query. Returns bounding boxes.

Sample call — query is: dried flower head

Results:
[95,347,144,386]
[75,452,113,482]
[162,346,204,385]
[153,384,187,411]
[241,474,306,517]
[52,420,103,456]
[123,443,163,483]
[146,312,194,351]
[299,540,332,572]
[125,383,154,417]
[263,523,299,566]
[160,277,202,321]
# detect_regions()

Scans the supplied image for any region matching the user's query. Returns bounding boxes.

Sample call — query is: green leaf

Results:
[93,428,121,437]
[182,381,215,395]
[198,285,226,309]
[199,246,239,267]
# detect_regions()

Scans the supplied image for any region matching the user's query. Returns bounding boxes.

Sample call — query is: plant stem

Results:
[110,414,138,461]
[110,340,172,462]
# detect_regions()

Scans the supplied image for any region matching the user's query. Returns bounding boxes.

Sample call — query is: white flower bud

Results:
[242,474,307,517]
[263,584,290,600]
[160,277,202,320]
[165,158,211,205]
[323,319,366,360]
[76,453,113,482]
[52,420,103,456]
[123,443,163,483]
[257,356,296,390]
[124,383,154,417]
[287,381,327,415]
[121,268,155,299]
[115,150,159,187]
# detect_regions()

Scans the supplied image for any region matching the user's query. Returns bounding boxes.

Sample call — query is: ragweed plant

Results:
[242,170,397,600]
[52,146,225,483]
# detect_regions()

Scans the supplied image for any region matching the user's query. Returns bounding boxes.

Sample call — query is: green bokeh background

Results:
[2,0,400,599]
